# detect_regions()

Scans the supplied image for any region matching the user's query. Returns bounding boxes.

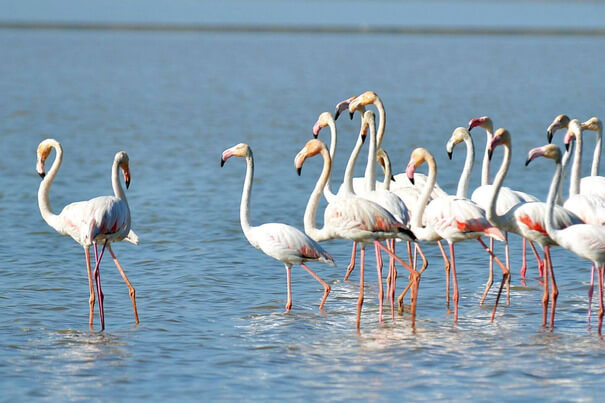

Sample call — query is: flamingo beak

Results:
[391,175,396,182]
[447,150,453,160]
[488,149,493,160]
[297,167,302,176]
[547,130,554,144]
[406,163,415,185]
[349,111,354,120]
[525,146,546,166]
[36,159,46,178]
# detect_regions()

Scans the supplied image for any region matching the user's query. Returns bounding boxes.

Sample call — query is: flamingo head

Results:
[312,112,333,138]
[334,97,354,121]
[406,148,429,185]
[221,143,250,167]
[467,116,492,132]
[348,91,377,119]
[546,114,570,143]
[487,128,510,160]
[563,119,582,151]
[294,139,327,176]
[446,127,470,160]
[36,138,59,179]
[581,117,602,132]
[525,144,561,166]
[376,148,394,182]
[115,151,131,189]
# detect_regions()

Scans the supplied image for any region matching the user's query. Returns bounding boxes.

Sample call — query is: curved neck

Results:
[38,141,63,231]
[545,156,564,244]
[456,135,475,198]
[487,142,511,228]
[374,98,386,148]
[240,152,254,238]
[323,119,338,201]
[555,144,573,205]
[342,123,366,195]
[112,160,128,203]
[569,129,583,196]
[304,147,333,242]
[412,154,437,230]
[382,156,392,190]
[592,125,602,176]
[364,118,377,192]
[481,124,494,185]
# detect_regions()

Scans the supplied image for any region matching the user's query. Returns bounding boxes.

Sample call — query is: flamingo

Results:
[404,147,509,322]
[467,116,544,279]
[486,129,582,328]
[36,139,138,331]
[547,115,605,200]
[220,143,334,313]
[294,139,421,330]
[527,143,605,335]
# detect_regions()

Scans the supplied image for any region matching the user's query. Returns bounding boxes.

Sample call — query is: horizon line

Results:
[1,21,605,36]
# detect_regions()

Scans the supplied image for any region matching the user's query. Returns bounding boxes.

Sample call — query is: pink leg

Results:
[375,242,383,272]
[300,263,331,311]
[84,248,95,329]
[108,245,139,324]
[541,248,549,327]
[476,238,510,322]
[520,238,528,279]
[545,246,558,329]
[389,240,397,321]
[356,246,365,331]
[597,265,604,336]
[437,240,450,307]
[93,241,108,331]
[504,233,511,306]
[449,243,459,322]
[529,241,545,277]
[285,265,292,312]
[375,243,384,324]
[480,238,495,305]
[344,242,357,281]
[588,264,595,324]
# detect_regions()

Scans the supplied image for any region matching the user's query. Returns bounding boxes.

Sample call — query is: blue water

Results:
[1,27,605,400]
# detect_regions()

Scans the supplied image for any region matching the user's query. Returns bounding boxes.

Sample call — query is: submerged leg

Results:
[541,249,549,328]
[285,264,292,312]
[520,238,528,279]
[375,243,384,324]
[504,233,511,306]
[92,241,108,331]
[475,239,509,322]
[588,264,595,324]
[108,244,139,324]
[84,247,95,329]
[545,246,558,329]
[598,265,604,336]
[480,238,495,305]
[344,242,357,281]
[449,243,459,323]
[301,263,331,311]
[356,246,366,331]
[437,240,450,307]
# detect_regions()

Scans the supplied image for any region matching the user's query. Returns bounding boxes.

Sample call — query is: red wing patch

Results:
[300,245,320,259]
[519,214,547,235]
[456,219,486,233]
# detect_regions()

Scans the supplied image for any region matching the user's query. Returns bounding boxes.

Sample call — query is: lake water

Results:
[1,27,605,400]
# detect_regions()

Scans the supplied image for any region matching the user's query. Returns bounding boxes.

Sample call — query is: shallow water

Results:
[1,28,605,400]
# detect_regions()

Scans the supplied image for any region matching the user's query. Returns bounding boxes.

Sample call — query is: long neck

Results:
[38,141,63,231]
[112,160,128,203]
[412,155,437,230]
[364,119,377,192]
[382,157,392,190]
[555,144,573,205]
[342,124,365,195]
[487,142,511,229]
[375,98,386,148]
[456,136,475,198]
[304,147,333,241]
[592,124,602,176]
[481,124,494,185]
[323,119,337,201]
[545,156,564,244]
[569,128,583,196]
[240,152,254,239]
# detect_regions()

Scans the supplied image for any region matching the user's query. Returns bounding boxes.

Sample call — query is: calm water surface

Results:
[1,29,605,400]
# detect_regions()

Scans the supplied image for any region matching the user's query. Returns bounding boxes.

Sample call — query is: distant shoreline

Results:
[1,21,604,36]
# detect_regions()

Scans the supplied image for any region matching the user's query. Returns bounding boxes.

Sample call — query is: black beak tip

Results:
[447,151,453,160]
[297,167,302,176]
[409,177,415,185]
[565,142,570,151]
[313,133,318,139]
[220,159,225,167]
[525,158,531,167]
[467,125,473,131]
[126,180,130,189]
[488,150,493,160]
[391,175,396,182]
[334,110,341,120]
[547,132,553,143]
[38,172,45,179]
[361,134,367,144]
[349,111,354,120]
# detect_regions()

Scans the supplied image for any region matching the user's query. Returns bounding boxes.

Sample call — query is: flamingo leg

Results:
[480,238,495,305]
[504,232,511,306]
[285,264,292,312]
[597,265,604,336]
[300,263,331,311]
[449,243,459,322]
[476,238,510,322]
[385,239,397,321]
[108,244,139,324]
[84,247,95,329]
[375,242,384,324]
[588,264,595,324]
[356,246,365,331]
[529,240,545,277]
[437,240,450,307]
[520,238,528,279]
[397,243,429,317]
[541,248,549,328]
[344,242,357,281]
[545,246,558,329]
[92,241,108,331]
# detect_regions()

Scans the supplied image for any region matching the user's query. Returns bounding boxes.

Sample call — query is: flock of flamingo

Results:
[36,90,605,335]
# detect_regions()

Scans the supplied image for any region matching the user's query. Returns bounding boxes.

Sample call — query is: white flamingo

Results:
[527,143,605,335]
[295,139,421,330]
[404,147,508,322]
[36,139,139,331]
[486,129,582,328]
[468,116,545,279]
[220,143,334,313]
